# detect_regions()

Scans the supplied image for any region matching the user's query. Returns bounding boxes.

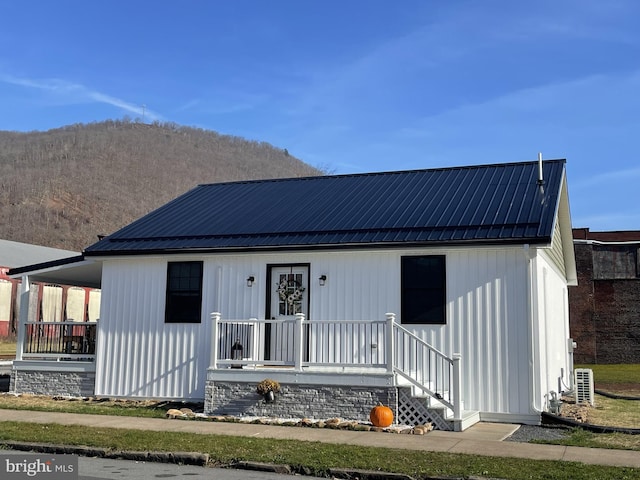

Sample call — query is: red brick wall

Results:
[569,231,640,364]
[568,243,597,363]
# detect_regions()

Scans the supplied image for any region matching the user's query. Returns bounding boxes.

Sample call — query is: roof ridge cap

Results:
[196,159,567,187]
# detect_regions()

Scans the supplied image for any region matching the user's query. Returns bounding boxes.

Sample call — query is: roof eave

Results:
[83,236,553,258]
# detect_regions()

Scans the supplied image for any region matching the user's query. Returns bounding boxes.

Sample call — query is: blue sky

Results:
[1,1,639,231]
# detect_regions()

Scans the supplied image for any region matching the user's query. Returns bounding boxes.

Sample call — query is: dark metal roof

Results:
[84,159,567,255]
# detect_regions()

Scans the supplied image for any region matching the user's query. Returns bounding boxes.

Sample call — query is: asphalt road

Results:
[77,457,300,480]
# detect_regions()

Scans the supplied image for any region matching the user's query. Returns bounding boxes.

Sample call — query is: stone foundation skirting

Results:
[10,362,95,397]
[204,380,398,422]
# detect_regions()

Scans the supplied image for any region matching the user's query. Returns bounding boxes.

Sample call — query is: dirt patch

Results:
[596,382,640,396]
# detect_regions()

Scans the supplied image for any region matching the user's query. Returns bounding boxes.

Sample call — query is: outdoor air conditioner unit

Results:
[574,368,595,406]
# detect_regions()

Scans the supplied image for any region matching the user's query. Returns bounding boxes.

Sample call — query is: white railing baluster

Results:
[210,312,220,369]
[294,313,304,370]
[452,353,462,420]
[391,320,459,413]
[385,313,395,374]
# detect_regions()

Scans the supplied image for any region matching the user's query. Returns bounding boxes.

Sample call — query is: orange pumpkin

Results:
[369,403,393,427]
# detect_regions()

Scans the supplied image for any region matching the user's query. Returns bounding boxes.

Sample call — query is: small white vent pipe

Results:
[537,152,544,185]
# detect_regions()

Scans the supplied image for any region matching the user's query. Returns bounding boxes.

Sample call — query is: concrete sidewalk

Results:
[0,409,638,469]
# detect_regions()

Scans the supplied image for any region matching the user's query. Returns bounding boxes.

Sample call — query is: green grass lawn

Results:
[575,364,640,386]
[538,428,640,451]
[0,421,638,480]
[0,340,16,356]
[0,396,181,418]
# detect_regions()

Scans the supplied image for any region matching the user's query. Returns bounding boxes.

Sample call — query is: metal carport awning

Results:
[8,255,102,289]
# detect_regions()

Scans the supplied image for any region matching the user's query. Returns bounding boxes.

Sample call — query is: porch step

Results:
[453,409,481,432]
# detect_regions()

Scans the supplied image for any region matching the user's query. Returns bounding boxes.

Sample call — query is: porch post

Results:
[294,313,305,371]
[452,353,462,421]
[210,312,221,369]
[15,275,31,361]
[385,313,396,374]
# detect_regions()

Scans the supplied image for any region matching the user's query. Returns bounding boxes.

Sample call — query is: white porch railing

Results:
[20,321,97,361]
[211,313,388,370]
[210,312,461,419]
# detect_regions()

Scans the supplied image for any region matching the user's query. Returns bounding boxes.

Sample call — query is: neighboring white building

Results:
[0,240,81,337]
[11,159,576,431]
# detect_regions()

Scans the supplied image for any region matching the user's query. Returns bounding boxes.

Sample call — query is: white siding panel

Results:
[66,287,85,322]
[535,256,571,408]
[96,258,210,400]
[88,290,100,322]
[96,247,541,415]
[202,251,398,323]
[434,248,531,415]
[42,285,63,322]
[0,281,12,321]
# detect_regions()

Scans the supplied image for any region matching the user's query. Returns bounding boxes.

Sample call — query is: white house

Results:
[10,158,577,431]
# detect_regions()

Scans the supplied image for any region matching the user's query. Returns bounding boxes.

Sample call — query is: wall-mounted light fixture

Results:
[319,274,327,286]
[246,276,255,287]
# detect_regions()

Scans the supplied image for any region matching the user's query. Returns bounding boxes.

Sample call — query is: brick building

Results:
[569,228,640,364]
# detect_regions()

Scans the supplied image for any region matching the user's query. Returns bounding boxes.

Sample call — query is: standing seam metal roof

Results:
[84,159,566,255]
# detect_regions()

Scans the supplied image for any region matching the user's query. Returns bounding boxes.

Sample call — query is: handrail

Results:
[393,321,453,363]
[210,313,461,420]
[391,318,461,419]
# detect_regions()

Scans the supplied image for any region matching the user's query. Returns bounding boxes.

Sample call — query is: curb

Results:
[0,441,209,466]
[0,441,509,480]
[234,461,292,475]
[327,469,507,480]
[329,468,416,480]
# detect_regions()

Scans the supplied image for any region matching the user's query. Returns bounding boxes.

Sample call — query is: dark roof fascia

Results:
[8,254,86,277]
[83,236,553,258]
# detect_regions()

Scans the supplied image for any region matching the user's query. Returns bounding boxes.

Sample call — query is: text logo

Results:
[1,454,78,479]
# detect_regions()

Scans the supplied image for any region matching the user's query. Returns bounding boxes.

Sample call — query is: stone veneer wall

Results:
[205,381,397,421]
[10,370,95,397]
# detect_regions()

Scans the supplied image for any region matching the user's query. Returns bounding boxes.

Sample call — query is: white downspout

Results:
[524,245,542,414]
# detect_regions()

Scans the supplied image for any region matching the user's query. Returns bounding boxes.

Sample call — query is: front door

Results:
[267,265,309,362]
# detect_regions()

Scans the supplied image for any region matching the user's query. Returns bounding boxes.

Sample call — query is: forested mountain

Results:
[0,120,322,251]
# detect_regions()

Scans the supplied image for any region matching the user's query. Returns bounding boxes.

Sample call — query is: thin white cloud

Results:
[174,98,201,112]
[572,166,640,189]
[396,69,640,140]
[0,73,163,121]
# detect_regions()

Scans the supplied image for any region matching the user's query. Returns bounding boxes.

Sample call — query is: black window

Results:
[165,261,203,323]
[401,255,446,324]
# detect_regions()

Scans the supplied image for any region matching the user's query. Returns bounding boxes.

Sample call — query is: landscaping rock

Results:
[413,423,434,435]
[165,408,184,419]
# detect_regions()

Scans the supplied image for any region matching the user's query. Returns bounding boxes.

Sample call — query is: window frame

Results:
[165,261,204,324]
[400,255,446,325]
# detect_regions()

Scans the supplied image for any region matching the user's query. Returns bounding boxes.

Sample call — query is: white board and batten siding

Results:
[532,250,573,412]
[95,245,571,420]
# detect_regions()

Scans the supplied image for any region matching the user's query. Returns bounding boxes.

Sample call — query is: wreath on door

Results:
[276,278,305,306]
